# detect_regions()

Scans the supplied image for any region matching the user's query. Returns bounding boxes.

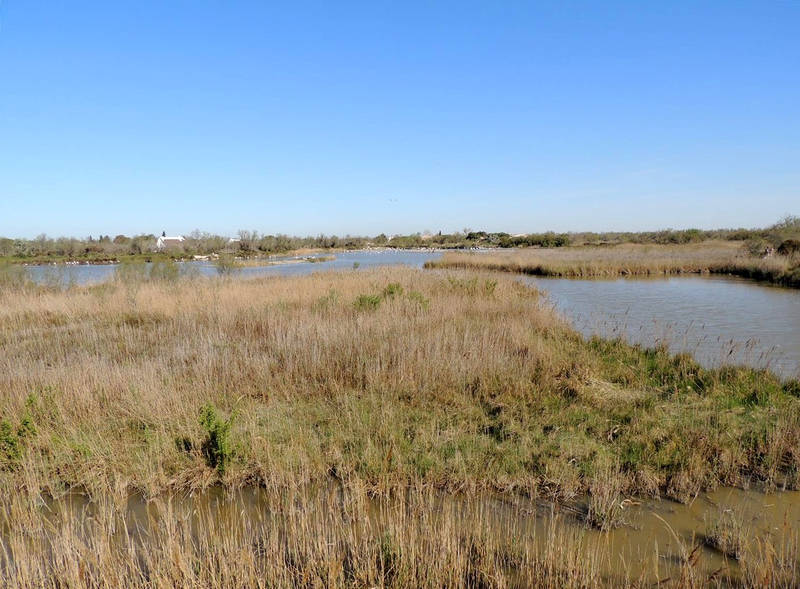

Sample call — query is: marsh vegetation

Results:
[1,268,799,586]
[425,241,800,288]
[2,483,799,588]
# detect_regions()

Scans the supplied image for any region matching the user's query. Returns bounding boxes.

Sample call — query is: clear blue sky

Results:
[0,1,798,239]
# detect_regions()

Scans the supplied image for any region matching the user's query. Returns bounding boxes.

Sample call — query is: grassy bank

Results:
[1,267,799,503]
[424,242,800,287]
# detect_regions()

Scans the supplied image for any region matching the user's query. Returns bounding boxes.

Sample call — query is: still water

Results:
[11,483,799,585]
[526,274,800,379]
[23,249,441,285]
[24,251,800,378]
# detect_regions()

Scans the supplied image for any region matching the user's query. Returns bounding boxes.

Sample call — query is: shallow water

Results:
[10,483,799,585]
[526,274,800,379]
[23,249,442,285]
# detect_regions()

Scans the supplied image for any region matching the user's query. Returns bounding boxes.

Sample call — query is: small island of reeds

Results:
[424,240,800,288]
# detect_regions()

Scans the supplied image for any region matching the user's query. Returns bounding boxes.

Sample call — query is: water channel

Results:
[5,483,798,585]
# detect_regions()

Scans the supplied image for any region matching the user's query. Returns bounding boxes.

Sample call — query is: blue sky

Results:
[0,1,798,239]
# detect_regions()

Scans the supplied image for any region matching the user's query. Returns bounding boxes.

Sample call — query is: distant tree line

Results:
[0,233,159,259]
[1,215,798,263]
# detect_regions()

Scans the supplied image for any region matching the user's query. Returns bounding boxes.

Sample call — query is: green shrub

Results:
[744,237,770,257]
[18,413,37,438]
[407,290,430,311]
[382,282,404,299]
[353,294,382,311]
[313,288,340,312]
[0,420,21,467]
[199,403,234,474]
[149,259,180,282]
[0,408,38,469]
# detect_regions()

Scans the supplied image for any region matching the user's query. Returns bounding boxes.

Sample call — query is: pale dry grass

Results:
[0,483,616,589]
[0,268,572,495]
[0,267,798,502]
[425,242,800,286]
[0,483,795,588]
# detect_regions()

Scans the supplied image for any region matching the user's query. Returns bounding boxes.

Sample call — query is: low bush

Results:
[777,239,800,256]
[353,293,382,311]
[199,403,234,474]
[382,282,404,299]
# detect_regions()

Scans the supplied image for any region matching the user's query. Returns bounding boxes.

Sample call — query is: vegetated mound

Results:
[777,238,800,256]
[0,267,798,505]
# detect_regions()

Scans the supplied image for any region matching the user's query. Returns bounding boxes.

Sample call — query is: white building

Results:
[156,234,185,252]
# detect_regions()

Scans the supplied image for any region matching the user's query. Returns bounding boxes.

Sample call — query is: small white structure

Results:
[156,234,185,252]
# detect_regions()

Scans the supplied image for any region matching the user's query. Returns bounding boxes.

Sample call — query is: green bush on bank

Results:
[199,403,235,474]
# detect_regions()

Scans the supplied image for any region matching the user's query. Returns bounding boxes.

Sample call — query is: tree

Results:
[0,238,14,257]
[34,233,50,254]
[55,237,78,257]
[129,235,151,255]
[769,214,800,246]
[237,230,258,253]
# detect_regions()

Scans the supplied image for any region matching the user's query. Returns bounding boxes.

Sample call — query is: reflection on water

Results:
[526,275,800,379]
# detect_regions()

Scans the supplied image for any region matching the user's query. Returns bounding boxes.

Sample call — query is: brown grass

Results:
[0,484,617,589]
[1,268,800,586]
[424,242,800,287]
[0,483,796,588]
[0,267,799,499]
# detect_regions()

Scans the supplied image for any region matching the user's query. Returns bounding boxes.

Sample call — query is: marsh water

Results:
[526,274,800,379]
[9,483,798,585]
[23,249,442,284]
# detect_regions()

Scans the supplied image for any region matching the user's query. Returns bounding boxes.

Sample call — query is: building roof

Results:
[156,235,186,250]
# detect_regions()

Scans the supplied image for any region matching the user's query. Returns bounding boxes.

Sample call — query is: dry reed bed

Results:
[1,483,797,588]
[0,484,611,589]
[424,242,800,286]
[0,267,798,502]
